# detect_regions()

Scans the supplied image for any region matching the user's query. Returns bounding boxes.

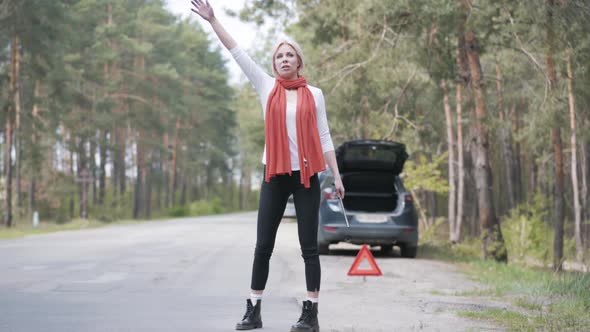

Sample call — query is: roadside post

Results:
[32,211,39,228]
[75,168,94,219]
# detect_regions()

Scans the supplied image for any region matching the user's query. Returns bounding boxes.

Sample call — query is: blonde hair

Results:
[271,38,305,77]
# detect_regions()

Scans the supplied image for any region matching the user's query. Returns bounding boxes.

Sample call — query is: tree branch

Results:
[321,16,390,94]
[506,10,550,106]
[382,69,419,139]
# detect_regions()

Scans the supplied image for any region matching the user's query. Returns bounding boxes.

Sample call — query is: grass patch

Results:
[432,246,590,331]
[418,238,481,263]
[458,308,532,331]
[0,217,170,240]
[513,298,543,311]
[455,288,499,297]
[429,289,447,296]
[0,219,118,240]
[419,208,589,331]
[1,197,246,240]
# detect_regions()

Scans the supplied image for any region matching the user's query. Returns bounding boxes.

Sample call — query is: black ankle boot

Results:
[235,299,262,330]
[290,300,319,332]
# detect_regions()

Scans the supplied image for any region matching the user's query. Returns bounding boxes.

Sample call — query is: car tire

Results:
[381,245,394,256]
[318,243,330,255]
[400,244,417,258]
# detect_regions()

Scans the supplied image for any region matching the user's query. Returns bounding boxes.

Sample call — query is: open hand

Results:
[190,0,215,22]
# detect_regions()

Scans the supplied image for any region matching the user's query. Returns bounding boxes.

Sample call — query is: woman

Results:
[190,1,344,331]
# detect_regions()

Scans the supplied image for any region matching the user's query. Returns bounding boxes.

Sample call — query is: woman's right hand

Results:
[190,0,215,22]
[190,0,237,50]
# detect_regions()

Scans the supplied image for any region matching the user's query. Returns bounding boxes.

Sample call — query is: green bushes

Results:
[189,198,225,215]
[167,198,226,218]
[502,194,553,266]
[167,205,190,217]
[461,260,590,331]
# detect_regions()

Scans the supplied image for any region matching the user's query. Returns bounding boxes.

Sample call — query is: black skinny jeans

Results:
[251,170,321,292]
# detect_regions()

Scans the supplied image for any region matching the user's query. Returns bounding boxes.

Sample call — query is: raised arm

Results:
[191,0,271,94]
[190,0,236,50]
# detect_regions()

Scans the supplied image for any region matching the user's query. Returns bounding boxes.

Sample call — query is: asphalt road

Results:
[0,212,503,332]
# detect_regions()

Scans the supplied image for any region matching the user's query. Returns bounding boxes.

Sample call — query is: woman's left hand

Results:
[334,177,345,199]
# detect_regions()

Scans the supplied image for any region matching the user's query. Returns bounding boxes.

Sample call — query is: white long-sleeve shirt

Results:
[230,46,335,171]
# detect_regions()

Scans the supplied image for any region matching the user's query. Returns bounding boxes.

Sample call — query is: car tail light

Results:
[324,226,338,232]
[403,229,414,234]
[324,188,338,200]
[404,194,413,203]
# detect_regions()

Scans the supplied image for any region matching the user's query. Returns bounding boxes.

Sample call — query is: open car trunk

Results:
[336,140,408,213]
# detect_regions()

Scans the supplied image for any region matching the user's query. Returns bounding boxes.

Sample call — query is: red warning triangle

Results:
[347,244,382,276]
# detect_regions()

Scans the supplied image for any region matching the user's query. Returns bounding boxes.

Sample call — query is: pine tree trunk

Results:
[69,132,75,219]
[28,177,35,216]
[226,167,235,210]
[455,24,469,242]
[118,128,126,195]
[582,143,590,254]
[112,128,126,204]
[4,114,13,227]
[156,152,162,211]
[111,132,119,206]
[90,135,97,205]
[206,165,214,201]
[5,33,19,227]
[112,131,124,206]
[455,83,465,242]
[133,170,141,219]
[427,191,437,226]
[180,174,187,206]
[240,167,251,210]
[14,34,21,216]
[99,130,107,205]
[78,140,83,218]
[133,131,145,219]
[171,120,180,205]
[546,0,565,272]
[28,79,41,215]
[511,101,523,203]
[551,127,565,271]
[566,48,583,261]
[163,132,170,208]
[78,138,89,219]
[495,64,517,212]
[454,9,470,242]
[145,162,152,219]
[465,31,507,262]
[15,131,21,212]
[584,143,590,255]
[440,80,457,242]
[102,4,112,206]
[526,150,537,199]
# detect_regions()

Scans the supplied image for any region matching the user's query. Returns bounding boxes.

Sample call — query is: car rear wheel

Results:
[400,244,417,258]
[318,243,330,255]
[381,245,394,256]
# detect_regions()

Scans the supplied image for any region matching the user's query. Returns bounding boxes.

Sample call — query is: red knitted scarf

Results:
[264,76,326,188]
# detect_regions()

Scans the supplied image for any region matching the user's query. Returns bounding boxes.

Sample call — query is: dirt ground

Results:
[276,221,507,331]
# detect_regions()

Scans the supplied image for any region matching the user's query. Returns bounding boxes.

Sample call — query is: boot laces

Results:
[297,304,313,323]
[243,302,255,320]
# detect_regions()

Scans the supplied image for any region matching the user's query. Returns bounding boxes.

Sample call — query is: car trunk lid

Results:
[336,140,408,174]
[336,140,408,213]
